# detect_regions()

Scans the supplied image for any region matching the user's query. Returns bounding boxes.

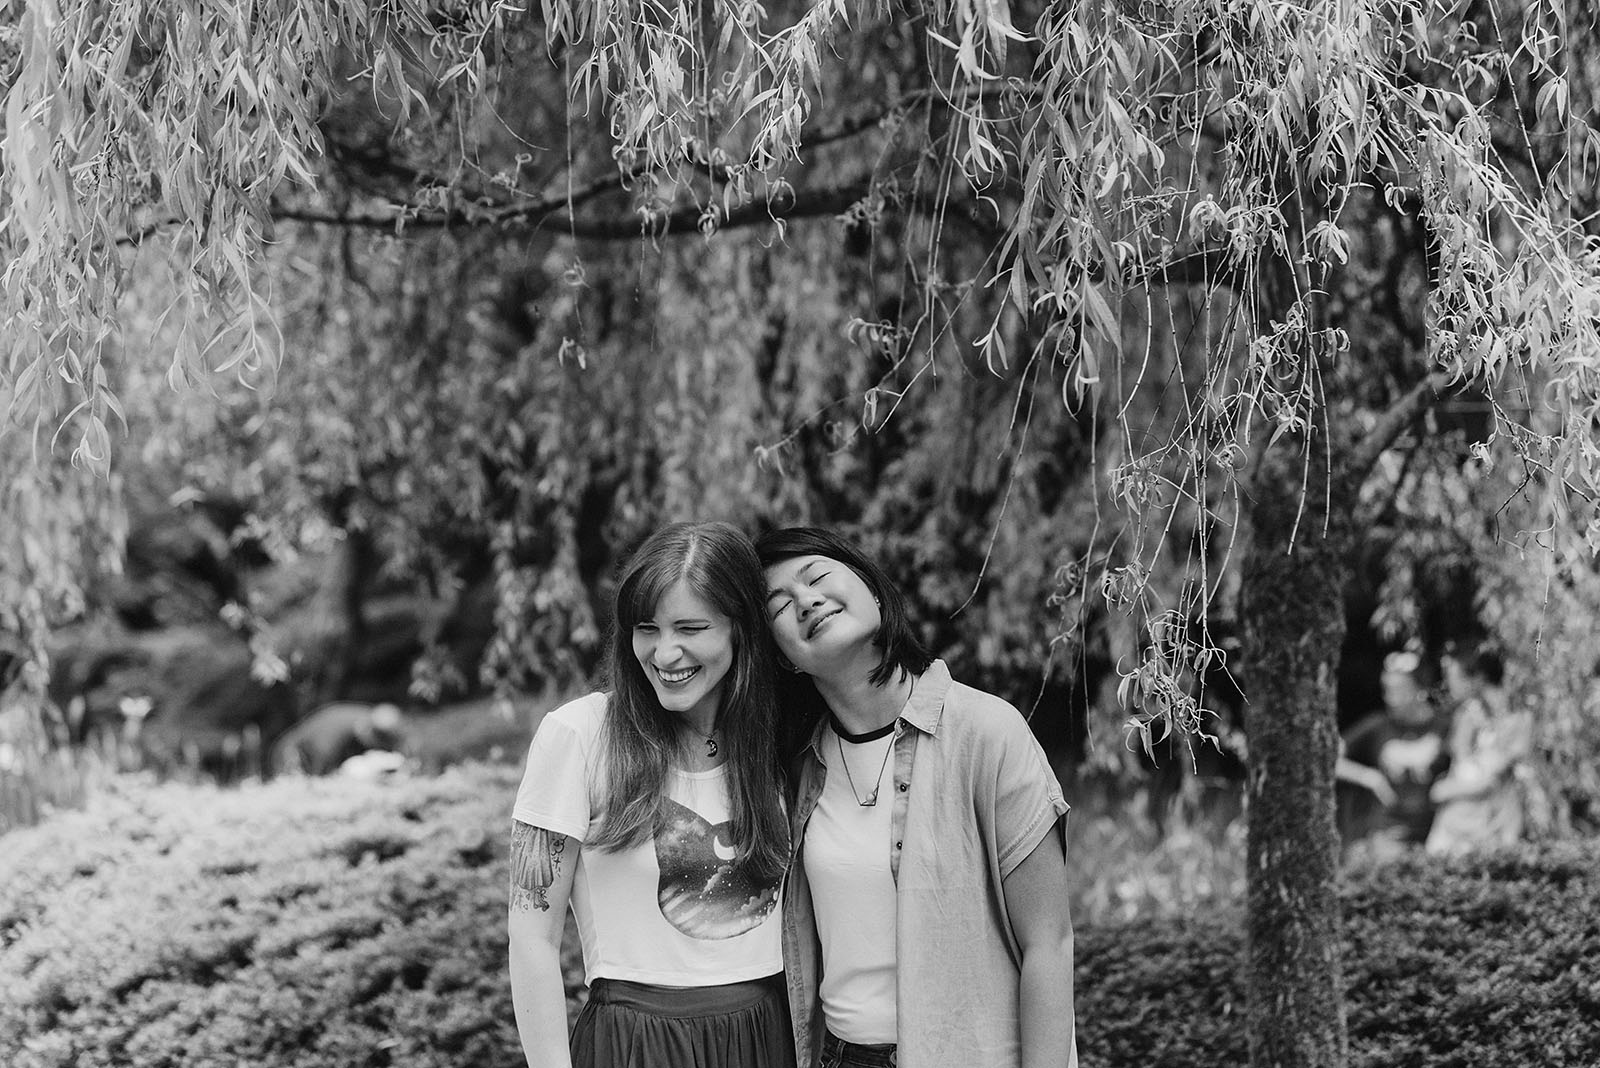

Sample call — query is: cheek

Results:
[700,639,736,685]
[695,629,735,663]
[631,633,653,667]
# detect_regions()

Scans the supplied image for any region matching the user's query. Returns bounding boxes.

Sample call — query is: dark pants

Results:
[820,1029,897,1068]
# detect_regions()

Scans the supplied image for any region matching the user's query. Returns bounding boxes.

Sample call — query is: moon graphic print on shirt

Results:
[655,798,780,939]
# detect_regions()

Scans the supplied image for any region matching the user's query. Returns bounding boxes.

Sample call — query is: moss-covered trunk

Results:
[1239,443,1352,1068]
[308,520,375,708]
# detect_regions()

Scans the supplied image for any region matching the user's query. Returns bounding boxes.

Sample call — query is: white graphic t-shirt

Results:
[512,692,783,986]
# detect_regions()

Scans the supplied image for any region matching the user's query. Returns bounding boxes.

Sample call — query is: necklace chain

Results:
[836,729,894,807]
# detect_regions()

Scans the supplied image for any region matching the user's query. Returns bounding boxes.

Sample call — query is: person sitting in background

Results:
[1341,651,1447,849]
[1426,645,1532,855]
[1335,734,1397,808]
[271,701,406,776]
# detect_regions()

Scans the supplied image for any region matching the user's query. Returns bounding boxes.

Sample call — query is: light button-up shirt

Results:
[782,660,1075,1068]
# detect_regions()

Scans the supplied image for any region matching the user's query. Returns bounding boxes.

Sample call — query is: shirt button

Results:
[894,841,902,850]
[898,783,908,792]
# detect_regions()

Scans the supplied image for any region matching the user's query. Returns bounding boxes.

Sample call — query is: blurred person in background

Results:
[1426,645,1532,855]
[758,527,1075,1068]
[271,701,405,776]
[507,522,792,1068]
[1340,650,1448,851]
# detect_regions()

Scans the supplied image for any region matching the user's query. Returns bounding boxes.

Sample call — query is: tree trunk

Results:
[1238,442,1351,1068]
[307,523,375,709]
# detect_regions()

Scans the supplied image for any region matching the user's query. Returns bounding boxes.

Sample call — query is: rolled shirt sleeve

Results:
[989,706,1070,879]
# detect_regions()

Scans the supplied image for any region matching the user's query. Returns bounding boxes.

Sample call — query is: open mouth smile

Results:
[656,665,701,685]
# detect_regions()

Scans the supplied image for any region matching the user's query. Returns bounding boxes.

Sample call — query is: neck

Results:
[676,707,718,740]
[814,659,915,737]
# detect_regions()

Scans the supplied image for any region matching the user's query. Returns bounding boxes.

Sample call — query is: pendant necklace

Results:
[832,714,896,807]
[705,732,718,758]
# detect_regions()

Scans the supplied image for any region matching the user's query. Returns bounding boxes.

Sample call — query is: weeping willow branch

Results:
[267,179,872,238]
[259,174,1009,242]
[1347,370,1455,480]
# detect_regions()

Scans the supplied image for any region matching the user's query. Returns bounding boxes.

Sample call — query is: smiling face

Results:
[631,579,736,724]
[763,554,882,675]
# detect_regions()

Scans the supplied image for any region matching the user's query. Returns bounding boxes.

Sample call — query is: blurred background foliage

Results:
[0,0,1597,831]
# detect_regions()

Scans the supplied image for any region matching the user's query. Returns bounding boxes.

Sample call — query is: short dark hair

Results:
[754,527,933,687]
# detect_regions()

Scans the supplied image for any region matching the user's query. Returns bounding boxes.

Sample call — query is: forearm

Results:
[509,921,575,1068]
[1019,933,1077,1068]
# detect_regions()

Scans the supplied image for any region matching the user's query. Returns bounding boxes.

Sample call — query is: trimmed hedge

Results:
[1077,845,1600,1067]
[2,767,1596,1068]
[0,767,574,1068]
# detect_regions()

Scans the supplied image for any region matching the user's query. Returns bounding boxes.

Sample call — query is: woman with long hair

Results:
[508,522,792,1068]
[758,527,1077,1068]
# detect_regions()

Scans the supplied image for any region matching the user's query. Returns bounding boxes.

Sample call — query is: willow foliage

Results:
[2,0,1598,746]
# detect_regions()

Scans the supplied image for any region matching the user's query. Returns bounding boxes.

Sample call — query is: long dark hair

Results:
[589,522,787,880]
[755,527,935,755]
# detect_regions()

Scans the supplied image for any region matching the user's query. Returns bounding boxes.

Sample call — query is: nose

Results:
[796,589,825,619]
[654,634,684,665]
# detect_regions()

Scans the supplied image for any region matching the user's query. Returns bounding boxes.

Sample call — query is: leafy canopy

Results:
[2,0,1598,748]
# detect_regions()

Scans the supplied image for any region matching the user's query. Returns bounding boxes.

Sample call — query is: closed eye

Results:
[769,598,792,619]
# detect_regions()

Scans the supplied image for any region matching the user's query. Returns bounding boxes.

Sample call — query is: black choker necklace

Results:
[828,713,897,744]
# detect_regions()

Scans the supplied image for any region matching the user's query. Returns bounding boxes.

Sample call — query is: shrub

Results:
[0,766,576,1068]
[2,767,1595,1068]
[1076,844,1600,1068]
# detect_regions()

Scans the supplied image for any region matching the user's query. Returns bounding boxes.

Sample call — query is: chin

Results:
[654,690,697,712]
[810,626,872,659]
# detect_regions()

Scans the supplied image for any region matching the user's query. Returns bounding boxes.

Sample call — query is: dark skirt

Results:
[571,973,795,1068]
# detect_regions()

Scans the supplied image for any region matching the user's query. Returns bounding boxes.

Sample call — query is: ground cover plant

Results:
[2,767,1595,1068]
[1077,844,1600,1067]
[0,767,553,1068]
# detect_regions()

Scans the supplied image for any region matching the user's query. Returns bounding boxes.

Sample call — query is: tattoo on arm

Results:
[509,821,567,913]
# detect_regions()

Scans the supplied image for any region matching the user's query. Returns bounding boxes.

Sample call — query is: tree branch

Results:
[1347,369,1454,481]
[269,177,878,240]
[1131,245,1247,290]
[801,81,1040,154]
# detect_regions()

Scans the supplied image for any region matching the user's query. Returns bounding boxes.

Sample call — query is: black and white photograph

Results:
[2,1,1597,1066]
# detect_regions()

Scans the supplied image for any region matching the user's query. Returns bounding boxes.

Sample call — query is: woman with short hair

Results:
[758,526,1077,1068]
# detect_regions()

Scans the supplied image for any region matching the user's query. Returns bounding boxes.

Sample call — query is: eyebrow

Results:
[765,559,821,601]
